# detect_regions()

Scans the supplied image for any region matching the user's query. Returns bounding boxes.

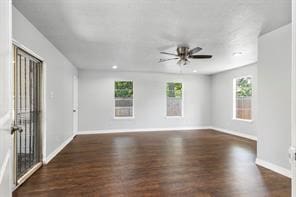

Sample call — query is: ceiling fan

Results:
[159,46,212,66]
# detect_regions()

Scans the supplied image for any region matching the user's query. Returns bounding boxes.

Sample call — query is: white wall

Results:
[0,0,12,196]
[78,71,211,132]
[12,6,78,159]
[258,23,292,170]
[210,63,257,138]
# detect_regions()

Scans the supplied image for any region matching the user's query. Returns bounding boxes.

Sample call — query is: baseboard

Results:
[0,150,10,185]
[256,158,291,178]
[45,134,74,164]
[209,127,257,141]
[77,126,211,135]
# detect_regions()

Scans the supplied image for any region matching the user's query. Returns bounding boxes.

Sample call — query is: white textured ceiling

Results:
[13,0,291,74]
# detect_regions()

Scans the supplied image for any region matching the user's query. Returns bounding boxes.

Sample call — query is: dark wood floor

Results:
[13,129,291,197]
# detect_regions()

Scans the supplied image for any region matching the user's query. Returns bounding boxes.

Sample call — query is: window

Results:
[114,81,133,118]
[233,76,252,121]
[166,82,183,117]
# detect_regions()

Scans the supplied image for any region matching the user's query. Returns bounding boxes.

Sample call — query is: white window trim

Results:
[232,118,254,123]
[114,80,135,119]
[114,116,135,120]
[166,82,184,118]
[233,75,253,122]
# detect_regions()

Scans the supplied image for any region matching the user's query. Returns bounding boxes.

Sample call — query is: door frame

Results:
[73,75,78,135]
[11,40,47,189]
[0,0,13,195]
[292,0,296,196]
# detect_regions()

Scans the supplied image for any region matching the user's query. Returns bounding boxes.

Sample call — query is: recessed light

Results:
[112,65,118,69]
[193,70,197,73]
[233,52,243,56]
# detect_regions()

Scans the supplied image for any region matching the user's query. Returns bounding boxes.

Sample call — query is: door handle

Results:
[11,126,23,135]
[73,109,77,112]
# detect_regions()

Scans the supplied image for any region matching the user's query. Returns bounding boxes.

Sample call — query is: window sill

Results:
[232,118,253,123]
[166,116,184,119]
[114,116,135,120]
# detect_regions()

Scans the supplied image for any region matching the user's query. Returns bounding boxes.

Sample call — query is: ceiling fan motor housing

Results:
[177,47,189,59]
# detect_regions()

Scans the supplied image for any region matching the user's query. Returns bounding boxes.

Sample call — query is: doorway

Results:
[73,75,78,135]
[12,45,43,186]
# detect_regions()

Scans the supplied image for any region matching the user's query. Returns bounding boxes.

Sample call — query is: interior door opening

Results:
[12,45,43,186]
[73,75,78,135]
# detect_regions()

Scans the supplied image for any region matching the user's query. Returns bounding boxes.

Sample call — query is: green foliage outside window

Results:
[236,77,252,97]
[115,81,133,98]
[167,83,182,98]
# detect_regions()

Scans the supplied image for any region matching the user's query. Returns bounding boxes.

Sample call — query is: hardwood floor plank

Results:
[13,130,291,197]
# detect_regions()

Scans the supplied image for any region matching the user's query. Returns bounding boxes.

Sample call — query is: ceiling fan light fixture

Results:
[112,65,118,69]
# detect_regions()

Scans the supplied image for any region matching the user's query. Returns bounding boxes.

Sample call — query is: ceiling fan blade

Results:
[160,52,179,57]
[189,55,212,59]
[159,57,179,63]
[189,47,202,55]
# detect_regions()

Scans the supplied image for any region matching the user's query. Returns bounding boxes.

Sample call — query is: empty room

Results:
[1,0,296,196]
